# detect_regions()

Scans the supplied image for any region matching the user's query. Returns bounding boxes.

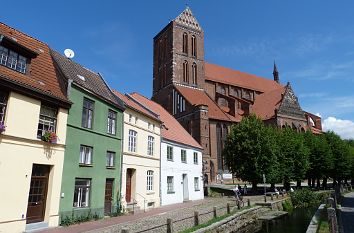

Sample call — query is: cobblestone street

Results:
[41,195,271,233]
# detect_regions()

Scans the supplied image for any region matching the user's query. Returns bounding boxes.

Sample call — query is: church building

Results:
[151,7,322,183]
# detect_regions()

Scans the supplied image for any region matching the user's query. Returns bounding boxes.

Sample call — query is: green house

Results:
[51,50,125,221]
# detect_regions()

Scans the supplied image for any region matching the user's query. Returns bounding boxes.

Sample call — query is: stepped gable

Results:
[205,63,282,93]
[251,86,286,120]
[51,50,124,109]
[173,6,202,31]
[131,92,203,150]
[0,22,69,103]
[175,85,241,122]
[113,90,160,122]
[277,83,305,120]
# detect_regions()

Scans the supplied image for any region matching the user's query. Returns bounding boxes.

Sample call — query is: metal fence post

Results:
[167,218,173,233]
[213,206,217,218]
[121,228,129,233]
[271,194,274,201]
[194,211,199,226]
[264,195,267,203]
[227,203,230,214]
[248,199,251,207]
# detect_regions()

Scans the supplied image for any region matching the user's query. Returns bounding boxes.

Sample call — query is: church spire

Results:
[273,61,279,83]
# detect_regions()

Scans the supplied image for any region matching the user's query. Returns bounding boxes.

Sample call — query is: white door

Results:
[182,174,189,201]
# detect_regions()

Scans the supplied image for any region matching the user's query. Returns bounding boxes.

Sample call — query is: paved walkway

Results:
[40,195,273,233]
[340,192,354,233]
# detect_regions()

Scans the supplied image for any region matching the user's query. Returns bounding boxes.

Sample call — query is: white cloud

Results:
[322,117,354,139]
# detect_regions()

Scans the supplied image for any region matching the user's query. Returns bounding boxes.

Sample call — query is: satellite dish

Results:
[64,49,75,59]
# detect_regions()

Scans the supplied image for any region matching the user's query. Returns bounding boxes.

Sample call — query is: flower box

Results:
[42,131,58,143]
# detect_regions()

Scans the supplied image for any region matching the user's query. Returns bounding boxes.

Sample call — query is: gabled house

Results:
[113,90,161,212]
[51,50,125,221]
[131,93,204,206]
[0,22,71,232]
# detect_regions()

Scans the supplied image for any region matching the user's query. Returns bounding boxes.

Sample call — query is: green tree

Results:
[325,131,352,184]
[223,115,279,193]
[278,127,309,190]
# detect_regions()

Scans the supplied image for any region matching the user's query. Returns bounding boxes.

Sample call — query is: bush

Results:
[290,189,330,208]
[282,199,293,212]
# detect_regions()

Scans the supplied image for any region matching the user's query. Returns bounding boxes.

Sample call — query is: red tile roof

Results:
[175,85,241,122]
[205,63,282,92]
[131,92,203,150]
[0,22,69,103]
[113,90,160,122]
[251,87,286,120]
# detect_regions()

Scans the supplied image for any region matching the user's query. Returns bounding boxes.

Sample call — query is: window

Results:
[167,176,174,193]
[191,36,197,57]
[135,117,138,124]
[183,61,189,83]
[181,149,187,163]
[107,110,116,135]
[82,98,94,129]
[106,151,115,167]
[147,136,154,156]
[182,33,188,54]
[73,179,91,208]
[37,105,57,139]
[79,145,93,165]
[192,63,197,85]
[167,146,173,161]
[148,122,151,130]
[0,45,27,73]
[194,152,198,164]
[129,114,133,123]
[147,170,154,191]
[173,89,186,115]
[0,91,8,123]
[128,130,137,152]
[194,177,200,191]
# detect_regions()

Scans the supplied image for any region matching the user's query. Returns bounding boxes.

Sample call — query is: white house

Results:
[131,93,204,206]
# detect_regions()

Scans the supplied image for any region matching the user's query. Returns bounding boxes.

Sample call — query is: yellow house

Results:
[113,91,161,212]
[0,23,71,232]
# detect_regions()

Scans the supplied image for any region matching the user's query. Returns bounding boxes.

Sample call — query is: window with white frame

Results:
[82,98,94,129]
[107,110,116,135]
[37,105,57,139]
[128,130,137,152]
[167,146,173,161]
[79,145,93,165]
[181,149,187,163]
[106,151,115,167]
[147,170,154,191]
[0,45,28,73]
[0,91,8,123]
[193,152,198,164]
[135,117,138,124]
[147,136,154,155]
[194,177,200,191]
[73,179,91,207]
[129,114,133,123]
[167,176,174,193]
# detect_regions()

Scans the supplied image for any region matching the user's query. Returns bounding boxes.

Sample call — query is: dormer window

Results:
[0,45,28,74]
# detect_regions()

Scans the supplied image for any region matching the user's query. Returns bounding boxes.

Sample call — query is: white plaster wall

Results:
[121,108,161,210]
[0,92,67,232]
[160,140,204,206]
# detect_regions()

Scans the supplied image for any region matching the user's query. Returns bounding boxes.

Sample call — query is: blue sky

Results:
[2,1,354,138]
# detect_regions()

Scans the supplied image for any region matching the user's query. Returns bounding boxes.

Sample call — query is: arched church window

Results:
[183,60,189,83]
[183,33,188,54]
[191,35,197,56]
[192,63,197,85]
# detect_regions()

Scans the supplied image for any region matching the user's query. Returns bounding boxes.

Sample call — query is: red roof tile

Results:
[251,86,286,120]
[113,90,160,122]
[205,63,282,92]
[0,22,68,103]
[131,92,203,150]
[175,85,241,122]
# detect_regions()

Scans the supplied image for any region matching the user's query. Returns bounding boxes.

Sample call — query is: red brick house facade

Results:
[152,7,322,183]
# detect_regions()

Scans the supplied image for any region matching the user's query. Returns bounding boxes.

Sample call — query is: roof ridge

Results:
[0,22,48,47]
[126,93,160,119]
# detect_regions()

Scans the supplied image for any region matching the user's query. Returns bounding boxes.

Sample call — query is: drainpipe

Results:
[159,138,163,206]
[118,113,124,213]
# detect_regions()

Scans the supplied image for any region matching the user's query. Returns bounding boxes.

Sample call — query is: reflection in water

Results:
[258,207,316,233]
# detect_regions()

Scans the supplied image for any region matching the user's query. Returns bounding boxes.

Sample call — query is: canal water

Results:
[257,207,317,233]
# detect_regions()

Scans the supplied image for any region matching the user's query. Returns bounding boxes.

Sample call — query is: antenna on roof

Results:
[64,49,75,59]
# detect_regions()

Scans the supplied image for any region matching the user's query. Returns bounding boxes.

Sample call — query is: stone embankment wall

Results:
[194,199,288,233]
